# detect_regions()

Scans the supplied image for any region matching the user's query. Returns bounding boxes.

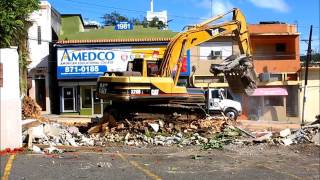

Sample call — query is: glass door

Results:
[62,87,75,112]
[92,89,102,115]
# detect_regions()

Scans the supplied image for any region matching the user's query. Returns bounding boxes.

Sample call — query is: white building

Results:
[27,1,60,114]
[146,0,168,25]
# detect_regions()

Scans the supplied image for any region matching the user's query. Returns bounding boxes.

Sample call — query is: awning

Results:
[250,88,288,96]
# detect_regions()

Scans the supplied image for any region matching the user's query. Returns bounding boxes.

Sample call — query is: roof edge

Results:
[56,37,173,45]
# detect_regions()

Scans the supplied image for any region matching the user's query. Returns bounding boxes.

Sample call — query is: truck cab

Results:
[206,89,242,120]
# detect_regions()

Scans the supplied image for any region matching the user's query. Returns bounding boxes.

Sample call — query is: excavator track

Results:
[102,101,208,123]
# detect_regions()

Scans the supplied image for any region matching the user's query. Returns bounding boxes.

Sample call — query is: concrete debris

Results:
[67,126,79,135]
[24,122,95,148]
[28,125,47,139]
[158,120,165,128]
[44,124,62,137]
[97,162,112,168]
[279,128,291,138]
[22,116,320,151]
[44,146,63,154]
[281,138,293,146]
[253,132,273,143]
[149,123,160,132]
[311,132,320,145]
[30,145,44,154]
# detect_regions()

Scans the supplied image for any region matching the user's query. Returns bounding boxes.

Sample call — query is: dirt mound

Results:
[22,96,47,122]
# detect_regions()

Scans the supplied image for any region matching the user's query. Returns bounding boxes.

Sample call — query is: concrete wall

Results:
[190,37,236,76]
[27,1,52,114]
[0,48,22,150]
[300,67,320,122]
[251,35,300,74]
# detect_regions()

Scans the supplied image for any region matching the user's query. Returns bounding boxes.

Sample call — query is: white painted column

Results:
[0,47,22,150]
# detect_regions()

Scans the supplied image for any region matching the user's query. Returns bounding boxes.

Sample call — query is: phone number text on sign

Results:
[57,65,107,79]
[65,66,99,73]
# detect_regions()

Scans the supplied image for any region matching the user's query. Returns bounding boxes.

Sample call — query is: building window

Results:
[37,26,41,45]
[275,43,286,52]
[264,96,283,106]
[210,50,222,60]
[81,88,92,108]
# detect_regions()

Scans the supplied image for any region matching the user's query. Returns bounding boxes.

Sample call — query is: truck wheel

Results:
[224,108,238,120]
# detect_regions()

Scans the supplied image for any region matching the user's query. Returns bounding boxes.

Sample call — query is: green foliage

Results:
[202,134,224,150]
[0,0,39,95]
[148,17,167,29]
[300,53,320,63]
[102,11,129,26]
[202,127,242,150]
[0,0,39,48]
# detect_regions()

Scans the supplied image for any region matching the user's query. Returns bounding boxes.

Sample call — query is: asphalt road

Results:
[1,144,319,180]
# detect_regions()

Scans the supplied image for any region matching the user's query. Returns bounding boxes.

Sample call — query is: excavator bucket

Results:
[210,55,257,95]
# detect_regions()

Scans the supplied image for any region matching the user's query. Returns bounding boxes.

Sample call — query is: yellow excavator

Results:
[96,8,257,121]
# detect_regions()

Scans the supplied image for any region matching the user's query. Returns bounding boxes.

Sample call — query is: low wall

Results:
[0,47,22,150]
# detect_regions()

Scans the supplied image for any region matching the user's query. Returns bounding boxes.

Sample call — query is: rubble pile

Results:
[23,116,320,153]
[23,123,94,147]
[23,117,239,149]
[274,124,320,146]
[251,120,320,146]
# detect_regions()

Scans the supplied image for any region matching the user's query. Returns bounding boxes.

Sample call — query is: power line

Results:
[54,0,320,26]
[56,0,208,21]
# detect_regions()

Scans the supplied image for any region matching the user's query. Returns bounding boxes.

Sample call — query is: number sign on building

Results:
[115,21,133,30]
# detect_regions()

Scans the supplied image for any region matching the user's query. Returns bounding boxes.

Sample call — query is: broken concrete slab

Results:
[279,128,291,138]
[67,126,79,135]
[312,132,320,145]
[28,125,46,139]
[149,123,160,132]
[281,138,293,146]
[44,124,62,137]
[44,146,63,154]
[30,145,44,154]
[253,132,273,142]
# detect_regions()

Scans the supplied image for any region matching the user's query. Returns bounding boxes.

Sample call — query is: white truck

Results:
[187,88,242,120]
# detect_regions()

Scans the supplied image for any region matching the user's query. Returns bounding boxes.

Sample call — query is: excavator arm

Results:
[158,8,257,94]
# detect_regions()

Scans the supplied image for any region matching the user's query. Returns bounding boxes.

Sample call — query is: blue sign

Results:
[57,48,131,79]
[57,66,107,79]
[115,21,133,30]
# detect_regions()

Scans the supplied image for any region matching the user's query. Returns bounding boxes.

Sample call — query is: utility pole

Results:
[301,25,313,126]
[211,0,213,17]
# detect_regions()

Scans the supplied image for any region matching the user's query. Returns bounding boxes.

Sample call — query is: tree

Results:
[130,17,141,25]
[300,53,320,63]
[148,17,167,29]
[141,17,149,28]
[102,11,129,26]
[0,0,39,47]
[0,0,39,95]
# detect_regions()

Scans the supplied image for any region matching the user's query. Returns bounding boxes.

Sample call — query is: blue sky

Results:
[47,0,319,54]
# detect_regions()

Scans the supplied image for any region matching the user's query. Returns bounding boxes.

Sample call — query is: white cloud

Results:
[248,0,289,12]
[198,0,234,17]
[84,20,101,26]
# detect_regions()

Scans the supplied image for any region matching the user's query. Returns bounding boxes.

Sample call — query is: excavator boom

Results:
[158,8,256,94]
